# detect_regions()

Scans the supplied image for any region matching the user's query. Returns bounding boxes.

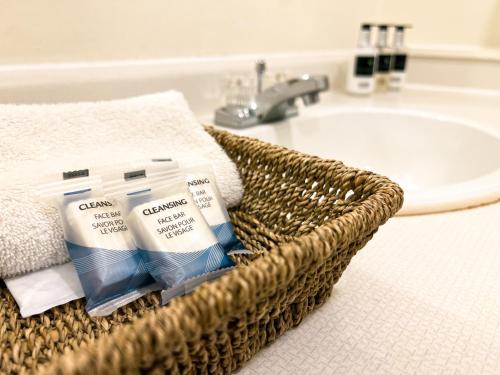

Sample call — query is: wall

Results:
[375,0,500,48]
[0,0,499,64]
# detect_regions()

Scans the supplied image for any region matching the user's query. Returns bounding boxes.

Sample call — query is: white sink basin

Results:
[229,108,500,215]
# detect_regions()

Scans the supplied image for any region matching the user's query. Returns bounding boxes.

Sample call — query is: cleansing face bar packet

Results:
[184,164,248,255]
[146,159,248,255]
[38,170,156,316]
[107,173,234,289]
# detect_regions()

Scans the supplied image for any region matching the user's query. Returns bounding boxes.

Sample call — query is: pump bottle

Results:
[389,25,409,90]
[375,24,392,92]
[346,23,376,95]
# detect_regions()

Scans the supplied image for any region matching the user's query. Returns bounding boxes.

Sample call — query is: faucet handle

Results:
[255,60,266,94]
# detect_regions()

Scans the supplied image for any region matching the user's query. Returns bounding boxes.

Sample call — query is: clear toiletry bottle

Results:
[346,23,376,95]
[375,24,392,92]
[389,25,410,90]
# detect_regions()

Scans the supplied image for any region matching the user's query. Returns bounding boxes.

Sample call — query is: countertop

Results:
[229,86,500,374]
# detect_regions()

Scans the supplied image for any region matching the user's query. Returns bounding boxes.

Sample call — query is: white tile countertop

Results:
[228,87,500,374]
[240,201,500,375]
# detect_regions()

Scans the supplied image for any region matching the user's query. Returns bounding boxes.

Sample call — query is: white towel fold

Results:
[0,91,243,278]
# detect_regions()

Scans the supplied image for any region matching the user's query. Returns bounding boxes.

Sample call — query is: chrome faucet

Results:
[215,63,329,128]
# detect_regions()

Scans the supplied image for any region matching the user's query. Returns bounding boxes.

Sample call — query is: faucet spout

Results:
[255,74,329,123]
[215,73,329,128]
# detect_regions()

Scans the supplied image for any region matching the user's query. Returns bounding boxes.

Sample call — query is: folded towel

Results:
[0,91,243,278]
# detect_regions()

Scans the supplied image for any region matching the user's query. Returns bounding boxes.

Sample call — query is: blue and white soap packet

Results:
[183,164,249,255]
[38,169,158,316]
[146,160,249,255]
[104,170,234,292]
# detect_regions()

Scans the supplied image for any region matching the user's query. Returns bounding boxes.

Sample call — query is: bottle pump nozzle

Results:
[376,24,389,48]
[393,24,412,48]
[358,23,374,48]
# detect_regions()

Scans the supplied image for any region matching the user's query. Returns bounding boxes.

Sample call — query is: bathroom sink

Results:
[229,108,500,215]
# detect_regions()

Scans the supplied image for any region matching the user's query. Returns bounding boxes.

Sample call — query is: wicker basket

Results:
[0,127,403,374]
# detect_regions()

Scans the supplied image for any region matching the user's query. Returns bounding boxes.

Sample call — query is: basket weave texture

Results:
[0,127,403,374]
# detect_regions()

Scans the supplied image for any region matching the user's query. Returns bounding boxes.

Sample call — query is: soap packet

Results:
[38,169,158,316]
[183,164,249,255]
[103,158,180,185]
[147,159,249,255]
[104,169,234,291]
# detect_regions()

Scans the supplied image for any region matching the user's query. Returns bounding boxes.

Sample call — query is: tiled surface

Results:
[240,202,500,374]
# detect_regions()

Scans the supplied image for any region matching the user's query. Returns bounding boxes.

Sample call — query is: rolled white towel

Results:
[0,91,243,278]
